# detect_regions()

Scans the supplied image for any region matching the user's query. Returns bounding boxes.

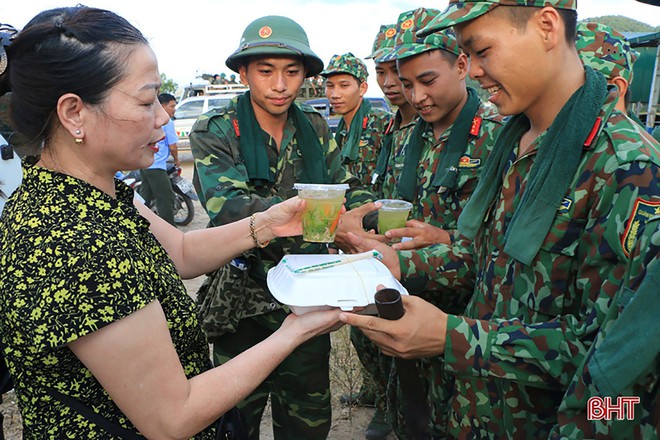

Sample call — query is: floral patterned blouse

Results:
[0,163,215,438]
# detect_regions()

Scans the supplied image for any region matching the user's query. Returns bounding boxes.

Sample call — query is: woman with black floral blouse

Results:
[0,6,342,439]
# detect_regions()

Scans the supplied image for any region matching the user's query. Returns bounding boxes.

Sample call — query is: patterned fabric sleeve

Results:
[319,115,376,210]
[443,159,660,388]
[397,235,476,293]
[8,219,157,352]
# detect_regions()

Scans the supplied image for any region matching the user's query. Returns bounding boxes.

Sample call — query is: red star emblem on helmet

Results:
[259,26,272,39]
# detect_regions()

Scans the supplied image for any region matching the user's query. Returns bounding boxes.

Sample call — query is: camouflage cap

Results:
[418,0,577,37]
[366,24,398,62]
[576,22,639,84]
[226,16,323,77]
[320,52,369,83]
[382,8,461,62]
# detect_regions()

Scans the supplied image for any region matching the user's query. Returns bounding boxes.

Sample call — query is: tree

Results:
[580,15,660,33]
[159,73,178,95]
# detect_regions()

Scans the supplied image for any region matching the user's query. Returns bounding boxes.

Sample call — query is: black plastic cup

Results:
[374,288,404,321]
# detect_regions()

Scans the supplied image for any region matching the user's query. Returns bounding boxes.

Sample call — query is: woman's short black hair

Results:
[7,6,148,149]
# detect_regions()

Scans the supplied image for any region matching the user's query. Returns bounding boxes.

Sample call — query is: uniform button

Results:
[269,302,277,309]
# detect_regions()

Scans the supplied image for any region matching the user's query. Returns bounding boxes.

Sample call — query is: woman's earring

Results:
[74,129,83,144]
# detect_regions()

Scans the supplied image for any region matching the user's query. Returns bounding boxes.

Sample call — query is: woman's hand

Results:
[260,196,306,239]
[279,308,345,345]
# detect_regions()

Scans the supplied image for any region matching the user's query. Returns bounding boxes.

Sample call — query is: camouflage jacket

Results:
[387,102,504,310]
[386,102,504,229]
[334,105,392,191]
[398,91,660,438]
[190,97,373,320]
[380,110,417,199]
[550,214,659,440]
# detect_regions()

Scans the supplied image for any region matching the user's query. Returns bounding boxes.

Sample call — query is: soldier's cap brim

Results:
[226,42,324,77]
[365,48,382,60]
[319,68,363,82]
[382,44,443,62]
[372,47,396,63]
[418,2,498,37]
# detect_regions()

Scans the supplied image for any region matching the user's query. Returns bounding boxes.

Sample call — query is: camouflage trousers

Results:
[352,323,454,439]
[350,326,390,414]
[213,309,332,440]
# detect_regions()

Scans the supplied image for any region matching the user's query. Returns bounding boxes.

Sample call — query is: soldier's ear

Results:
[611,76,629,104]
[238,65,249,86]
[359,80,368,97]
[456,53,469,80]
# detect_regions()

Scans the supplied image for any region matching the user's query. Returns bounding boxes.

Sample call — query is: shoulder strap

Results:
[47,388,143,439]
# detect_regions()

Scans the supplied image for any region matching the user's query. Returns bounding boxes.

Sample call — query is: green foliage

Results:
[159,73,178,95]
[580,15,660,33]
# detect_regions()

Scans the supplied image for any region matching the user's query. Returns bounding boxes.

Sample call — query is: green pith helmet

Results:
[366,24,397,62]
[576,22,639,84]
[418,0,577,37]
[320,52,369,83]
[225,15,323,77]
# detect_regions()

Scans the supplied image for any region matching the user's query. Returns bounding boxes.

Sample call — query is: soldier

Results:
[576,22,643,125]
[369,23,417,197]
[341,22,420,440]
[551,216,659,438]
[189,15,373,440]
[321,52,391,190]
[340,1,660,438]
[381,8,508,439]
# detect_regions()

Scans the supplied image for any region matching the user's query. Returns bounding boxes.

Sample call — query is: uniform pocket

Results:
[511,213,586,317]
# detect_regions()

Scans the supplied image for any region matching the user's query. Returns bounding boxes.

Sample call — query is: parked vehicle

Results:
[304,97,392,133]
[117,163,197,226]
[174,84,249,149]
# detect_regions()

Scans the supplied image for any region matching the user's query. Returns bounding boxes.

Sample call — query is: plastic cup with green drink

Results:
[377,199,413,241]
[294,183,348,243]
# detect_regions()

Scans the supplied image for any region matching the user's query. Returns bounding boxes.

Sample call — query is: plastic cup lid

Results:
[376,199,413,211]
[293,183,350,191]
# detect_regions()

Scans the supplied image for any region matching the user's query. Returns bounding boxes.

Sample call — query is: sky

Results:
[1,0,659,97]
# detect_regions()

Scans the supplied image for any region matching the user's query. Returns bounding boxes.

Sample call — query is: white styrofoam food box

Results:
[267,253,408,315]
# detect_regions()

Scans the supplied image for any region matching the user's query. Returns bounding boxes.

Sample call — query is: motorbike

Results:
[117,162,197,226]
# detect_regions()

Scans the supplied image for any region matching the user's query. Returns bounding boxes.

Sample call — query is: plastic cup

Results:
[377,199,413,237]
[294,183,349,243]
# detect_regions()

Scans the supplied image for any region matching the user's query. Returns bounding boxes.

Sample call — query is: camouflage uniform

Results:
[576,22,638,86]
[341,27,412,439]
[550,215,659,439]
[398,86,660,438]
[321,53,392,191]
[191,96,372,439]
[576,22,645,127]
[379,113,417,199]
[371,9,509,439]
[191,16,372,440]
[403,3,660,437]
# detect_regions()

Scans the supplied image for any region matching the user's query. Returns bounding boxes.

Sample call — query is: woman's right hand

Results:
[279,309,344,344]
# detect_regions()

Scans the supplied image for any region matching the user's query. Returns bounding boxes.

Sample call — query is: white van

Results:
[174,84,248,149]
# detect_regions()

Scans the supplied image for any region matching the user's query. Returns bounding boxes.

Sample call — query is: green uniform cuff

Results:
[444,314,491,376]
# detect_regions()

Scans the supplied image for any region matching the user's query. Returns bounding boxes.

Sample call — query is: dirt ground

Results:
[0,152,395,440]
